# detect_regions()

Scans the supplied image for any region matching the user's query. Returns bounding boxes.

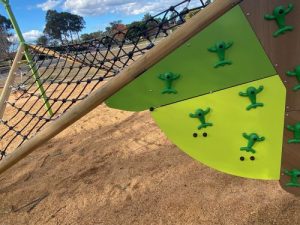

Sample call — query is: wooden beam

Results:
[0,0,242,174]
[0,44,25,119]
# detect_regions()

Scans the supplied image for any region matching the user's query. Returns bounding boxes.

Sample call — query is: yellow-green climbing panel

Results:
[151,75,286,180]
[106,6,276,112]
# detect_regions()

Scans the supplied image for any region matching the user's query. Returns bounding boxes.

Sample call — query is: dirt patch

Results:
[0,104,299,225]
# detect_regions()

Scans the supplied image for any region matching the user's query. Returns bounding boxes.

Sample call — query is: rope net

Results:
[0,0,209,160]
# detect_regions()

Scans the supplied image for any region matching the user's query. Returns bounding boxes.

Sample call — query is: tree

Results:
[126,20,149,42]
[36,35,49,46]
[142,13,152,21]
[44,10,85,44]
[81,31,105,42]
[142,13,158,38]
[44,10,63,42]
[0,14,13,61]
[70,14,85,40]
[104,20,127,44]
[105,20,122,36]
[0,14,12,31]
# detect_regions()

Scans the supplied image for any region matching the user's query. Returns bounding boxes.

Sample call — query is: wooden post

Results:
[0,0,242,174]
[0,44,25,119]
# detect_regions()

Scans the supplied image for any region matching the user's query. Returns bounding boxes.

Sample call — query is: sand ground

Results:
[0,104,300,225]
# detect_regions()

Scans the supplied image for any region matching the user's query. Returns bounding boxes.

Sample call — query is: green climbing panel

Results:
[151,75,286,180]
[106,6,276,112]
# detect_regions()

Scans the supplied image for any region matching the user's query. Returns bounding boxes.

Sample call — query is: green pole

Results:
[0,0,53,116]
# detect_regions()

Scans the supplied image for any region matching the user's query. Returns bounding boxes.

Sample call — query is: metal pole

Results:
[0,0,53,116]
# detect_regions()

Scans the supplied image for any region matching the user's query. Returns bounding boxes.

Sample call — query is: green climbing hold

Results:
[287,122,300,144]
[189,108,213,130]
[239,86,264,111]
[286,66,300,91]
[208,41,233,68]
[264,4,294,37]
[240,133,265,154]
[284,169,300,187]
[158,72,180,94]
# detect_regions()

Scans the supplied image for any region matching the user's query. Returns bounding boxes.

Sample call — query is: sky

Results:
[0,0,192,43]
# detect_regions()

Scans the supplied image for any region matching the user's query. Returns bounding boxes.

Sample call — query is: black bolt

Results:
[250,156,255,161]
[193,133,198,138]
[203,132,208,137]
[149,107,155,112]
[240,156,245,161]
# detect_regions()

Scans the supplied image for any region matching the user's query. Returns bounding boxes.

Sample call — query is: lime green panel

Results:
[151,76,286,180]
[106,6,276,112]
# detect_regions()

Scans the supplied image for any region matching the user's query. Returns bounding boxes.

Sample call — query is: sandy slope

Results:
[0,104,300,225]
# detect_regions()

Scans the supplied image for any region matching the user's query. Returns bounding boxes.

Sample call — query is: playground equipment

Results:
[0,0,299,196]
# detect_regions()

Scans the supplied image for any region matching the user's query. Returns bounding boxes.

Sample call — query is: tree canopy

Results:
[80,31,106,42]
[0,14,12,31]
[36,35,49,46]
[125,13,160,42]
[44,10,85,43]
[0,14,13,61]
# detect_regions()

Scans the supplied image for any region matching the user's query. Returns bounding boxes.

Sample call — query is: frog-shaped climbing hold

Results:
[286,66,300,91]
[239,86,264,111]
[284,169,300,187]
[158,72,180,94]
[287,122,300,144]
[208,41,233,68]
[264,4,294,37]
[240,133,265,154]
[189,108,213,130]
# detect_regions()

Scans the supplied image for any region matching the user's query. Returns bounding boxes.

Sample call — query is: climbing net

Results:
[0,0,209,159]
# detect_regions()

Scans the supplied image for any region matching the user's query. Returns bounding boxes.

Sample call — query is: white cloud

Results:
[37,0,61,11]
[63,0,199,16]
[23,30,43,42]
[9,30,43,43]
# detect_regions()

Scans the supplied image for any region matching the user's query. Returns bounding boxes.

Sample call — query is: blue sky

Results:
[0,0,187,42]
